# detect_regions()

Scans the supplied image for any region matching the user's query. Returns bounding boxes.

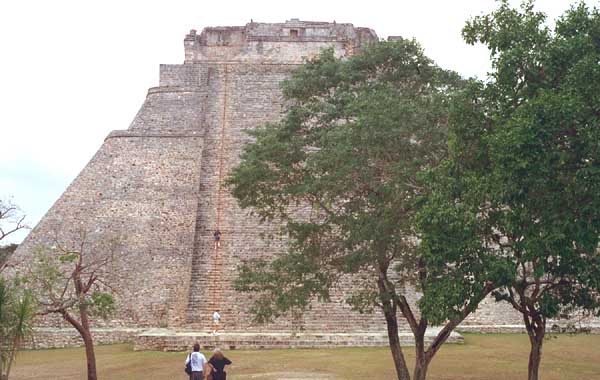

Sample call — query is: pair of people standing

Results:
[185,344,232,380]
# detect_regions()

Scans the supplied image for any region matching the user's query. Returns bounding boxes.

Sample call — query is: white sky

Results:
[0,0,583,243]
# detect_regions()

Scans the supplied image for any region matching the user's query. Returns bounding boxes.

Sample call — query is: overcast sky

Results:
[0,0,584,243]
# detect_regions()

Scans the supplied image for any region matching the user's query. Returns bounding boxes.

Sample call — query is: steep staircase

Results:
[186,65,231,328]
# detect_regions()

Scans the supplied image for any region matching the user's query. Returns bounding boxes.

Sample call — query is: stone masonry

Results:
[12,20,598,350]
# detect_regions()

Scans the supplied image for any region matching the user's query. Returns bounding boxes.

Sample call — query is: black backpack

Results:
[185,353,192,375]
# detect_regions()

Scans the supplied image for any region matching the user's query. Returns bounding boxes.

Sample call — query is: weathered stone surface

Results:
[27,328,144,349]
[10,19,599,349]
[133,328,463,351]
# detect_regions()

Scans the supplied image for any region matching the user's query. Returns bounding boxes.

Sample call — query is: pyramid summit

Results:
[182,19,378,63]
[12,20,547,349]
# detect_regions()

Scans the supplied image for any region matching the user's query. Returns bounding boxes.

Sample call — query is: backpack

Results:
[185,353,192,375]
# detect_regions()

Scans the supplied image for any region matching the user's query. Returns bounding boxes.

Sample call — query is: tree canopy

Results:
[231,40,463,315]
[417,2,600,380]
[228,39,490,380]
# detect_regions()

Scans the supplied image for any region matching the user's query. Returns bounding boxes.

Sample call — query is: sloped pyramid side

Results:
[12,84,206,328]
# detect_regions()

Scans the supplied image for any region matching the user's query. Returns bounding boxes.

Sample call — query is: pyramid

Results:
[13,20,533,349]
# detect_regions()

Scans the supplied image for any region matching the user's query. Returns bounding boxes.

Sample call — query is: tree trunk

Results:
[62,270,99,380]
[413,325,431,380]
[413,359,430,380]
[81,328,98,380]
[377,273,410,380]
[525,315,545,380]
[62,309,98,380]
[382,301,411,380]
[72,271,98,380]
[79,295,98,380]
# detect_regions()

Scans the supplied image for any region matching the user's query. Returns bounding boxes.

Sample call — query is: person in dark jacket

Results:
[208,348,232,380]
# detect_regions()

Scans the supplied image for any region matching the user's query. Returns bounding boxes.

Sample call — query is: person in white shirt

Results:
[185,343,207,380]
[212,310,221,334]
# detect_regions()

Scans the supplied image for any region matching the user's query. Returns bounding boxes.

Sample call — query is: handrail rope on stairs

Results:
[211,64,230,320]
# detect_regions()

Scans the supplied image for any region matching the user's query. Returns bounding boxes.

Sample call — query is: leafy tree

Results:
[0,200,33,380]
[32,230,120,380]
[228,40,491,380]
[0,277,35,380]
[418,2,600,380]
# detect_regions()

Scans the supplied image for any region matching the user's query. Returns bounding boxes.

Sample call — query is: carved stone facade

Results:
[13,20,592,349]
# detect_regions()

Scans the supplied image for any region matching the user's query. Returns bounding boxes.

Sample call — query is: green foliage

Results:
[236,252,336,323]
[418,0,600,326]
[229,39,464,323]
[32,248,67,300]
[32,243,117,322]
[88,292,115,320]
[0,277,36,380]
[58,251,79,264]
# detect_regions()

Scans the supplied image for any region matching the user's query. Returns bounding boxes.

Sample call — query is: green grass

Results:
[10,334,600,380]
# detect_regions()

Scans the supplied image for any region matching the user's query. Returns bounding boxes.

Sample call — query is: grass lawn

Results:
[10,334,600,380]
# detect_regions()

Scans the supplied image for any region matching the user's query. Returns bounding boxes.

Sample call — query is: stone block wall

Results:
[27,328,143,349]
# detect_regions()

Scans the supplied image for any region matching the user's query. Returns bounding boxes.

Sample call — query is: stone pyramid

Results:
[13,20,527,349]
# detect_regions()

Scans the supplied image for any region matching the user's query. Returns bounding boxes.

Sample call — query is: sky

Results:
[0,0,584,244]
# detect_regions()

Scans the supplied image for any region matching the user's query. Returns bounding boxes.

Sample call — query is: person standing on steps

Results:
[208,348,232,380]
[185,343,207,380]
[213,229,221,249]
[212,309,221,334]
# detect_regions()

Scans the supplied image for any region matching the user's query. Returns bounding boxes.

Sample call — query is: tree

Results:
[0,278,35,380]
[32,230,120,380]
[417,2,600,380]
[228,40,491,380]
[0,200,27,243]
[0,199,28,273]
[0,200,33,380]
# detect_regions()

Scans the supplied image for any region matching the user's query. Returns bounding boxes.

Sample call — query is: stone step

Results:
[133,328,464,351]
